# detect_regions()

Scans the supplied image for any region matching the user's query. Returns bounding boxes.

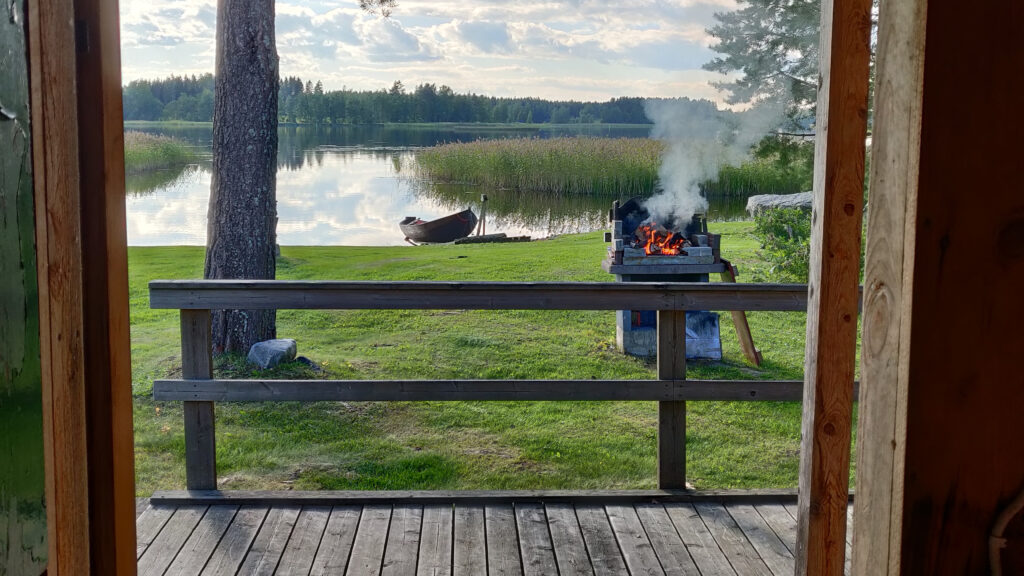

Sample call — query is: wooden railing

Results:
[150,280,829,492]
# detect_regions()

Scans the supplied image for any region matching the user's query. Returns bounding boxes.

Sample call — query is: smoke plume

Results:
[643,97,786,226]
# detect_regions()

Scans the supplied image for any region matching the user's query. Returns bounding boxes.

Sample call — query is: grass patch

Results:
[124,131,201,173]
[131,222,857,495]
[415,137,663,196]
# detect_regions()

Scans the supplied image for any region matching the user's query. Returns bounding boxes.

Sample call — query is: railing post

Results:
[657,309,686,489]
[181,309,216,490]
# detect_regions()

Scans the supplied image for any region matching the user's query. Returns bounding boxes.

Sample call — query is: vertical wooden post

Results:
[849,0,926,572]
[657,309,686,489]
[74,0,138,570]
[181,309,217,490]
[795,0,872,572]
[27,0,92,570]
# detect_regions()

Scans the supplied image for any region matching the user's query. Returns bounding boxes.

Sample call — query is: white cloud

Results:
[119,0,740,101]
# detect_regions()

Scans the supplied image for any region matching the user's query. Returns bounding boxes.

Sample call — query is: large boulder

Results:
[746,192,813,215]
[247,338,297,369]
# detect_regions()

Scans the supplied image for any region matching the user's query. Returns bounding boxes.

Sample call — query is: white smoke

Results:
[643,98,787,226]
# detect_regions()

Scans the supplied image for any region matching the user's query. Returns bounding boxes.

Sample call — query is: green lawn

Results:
[131,221,852,495]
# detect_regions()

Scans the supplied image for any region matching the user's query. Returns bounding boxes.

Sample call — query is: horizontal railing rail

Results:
[150,280,849,492]
[149,280,810,311]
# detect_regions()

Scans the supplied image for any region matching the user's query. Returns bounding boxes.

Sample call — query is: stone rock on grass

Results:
[247,338,297,369]
[746,192,813,215]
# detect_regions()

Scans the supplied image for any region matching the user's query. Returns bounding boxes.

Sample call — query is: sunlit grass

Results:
[130,222,857,495]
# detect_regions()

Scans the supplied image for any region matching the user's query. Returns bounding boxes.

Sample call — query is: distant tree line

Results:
[122,75,654,125]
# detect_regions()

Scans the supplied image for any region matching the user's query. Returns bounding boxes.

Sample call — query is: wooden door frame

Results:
[28,0,136,573]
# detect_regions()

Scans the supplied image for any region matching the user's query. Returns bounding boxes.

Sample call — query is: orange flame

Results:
[636,223,688,255]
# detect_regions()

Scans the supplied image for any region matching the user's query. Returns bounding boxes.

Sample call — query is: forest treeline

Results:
[122,75,655,125]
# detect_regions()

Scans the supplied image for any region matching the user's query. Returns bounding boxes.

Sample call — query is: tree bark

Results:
[205,0,279,354]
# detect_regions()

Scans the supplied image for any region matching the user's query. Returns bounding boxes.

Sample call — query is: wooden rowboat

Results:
[399,209,478,243]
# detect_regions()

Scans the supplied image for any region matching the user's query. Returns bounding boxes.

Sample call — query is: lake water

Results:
[125,124,748,246]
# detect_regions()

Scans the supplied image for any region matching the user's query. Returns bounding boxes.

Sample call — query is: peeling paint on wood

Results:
[0,0,48,571]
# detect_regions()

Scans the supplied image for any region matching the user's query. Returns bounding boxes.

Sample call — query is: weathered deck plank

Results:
[545,503,595,576]
[346,505,393,576]
[452,505,486,576]
[135,503,176,560]
[164,505,238,576]
[417,504,454,576]
[606,504,665,575]
[694,502,771,576]
[515,503,558,576]
[276,505,332,576]
[381,505,423,576]
[575,505,630,576]
[484,504,522,576]
[635,503,700,576]
[726,503,793,576]
[138,496,831,576]
[201,506,270,576]
[310,505,362,576]
[236,505,301,576]
[137,505,207,576]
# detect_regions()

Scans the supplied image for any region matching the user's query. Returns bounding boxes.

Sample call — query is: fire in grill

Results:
[603,197,721,270]
[602,197,725,360]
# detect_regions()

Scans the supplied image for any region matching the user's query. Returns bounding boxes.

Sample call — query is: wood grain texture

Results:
[514,503,558,576]
[634,503,700,576]
[849,0,926,574]
[452,505,486,576]
[544,504,594,576]
[346,505,392,576]
[484,505,522,576]
[694,502,770,576]
[236,505,301,576]
[795,0,872,573]
[163,505,238,576]
[727,504,793,576]
[416,504,453,576]
[137,505,207,576]
[381,505,423,576]
[72,0,137,568]
[310,505,362,576]
[151,488,800,506]
[181,309,217,490]
[276,506,331,576]
[201,505,269,576]
[150,280,810,311]
[657,309,687,489]
[664,503,736,576]
[753,504,797,555]
[606,505,664,575]
[135,504,175,560]
[154,378,819,403]
[894,0,1024,571]
[575,506,629,576]
[26,0,90,569]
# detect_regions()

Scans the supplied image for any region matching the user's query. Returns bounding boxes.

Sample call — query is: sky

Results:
[119,0,740,102]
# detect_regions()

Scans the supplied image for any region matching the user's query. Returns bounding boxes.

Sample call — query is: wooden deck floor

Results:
[136,496,853,575]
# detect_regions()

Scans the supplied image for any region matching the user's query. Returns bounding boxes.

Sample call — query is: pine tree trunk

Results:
[205,0,279,354]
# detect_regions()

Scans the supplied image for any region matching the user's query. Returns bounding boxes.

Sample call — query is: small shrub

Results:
[753,208,811,282]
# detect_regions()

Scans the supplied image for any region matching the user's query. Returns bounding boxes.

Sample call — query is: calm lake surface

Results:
[125,124,747,246]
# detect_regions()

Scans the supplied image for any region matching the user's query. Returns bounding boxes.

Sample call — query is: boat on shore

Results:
[399,209,478,243]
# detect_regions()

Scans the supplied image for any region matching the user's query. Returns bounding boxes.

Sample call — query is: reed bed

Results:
[415,137,663,196]
[123,131,199,173]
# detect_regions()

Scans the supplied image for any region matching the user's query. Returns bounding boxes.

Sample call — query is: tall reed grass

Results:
[123,131,199,173]
[415,136,814,198]
[415,137,663,196]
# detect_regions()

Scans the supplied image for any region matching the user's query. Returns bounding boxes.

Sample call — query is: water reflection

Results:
[123,124,746,246]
